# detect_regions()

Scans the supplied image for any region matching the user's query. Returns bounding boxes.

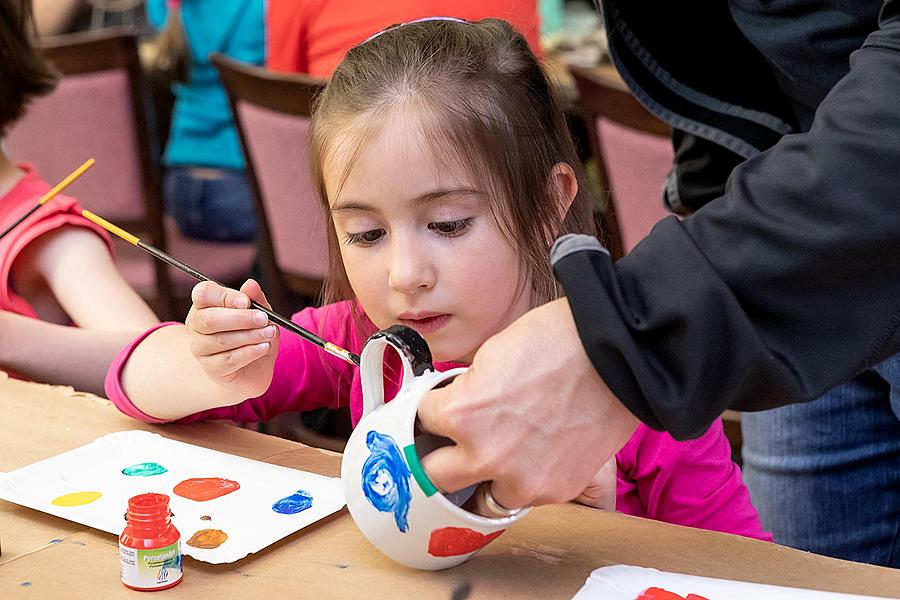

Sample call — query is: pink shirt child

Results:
[107,301,771,542]
[0,164,112,317]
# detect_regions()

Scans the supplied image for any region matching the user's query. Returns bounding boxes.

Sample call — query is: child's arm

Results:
[119,279,280,421]
[623,420,772,541]
[0,310,137,396]
[13,227,158,329]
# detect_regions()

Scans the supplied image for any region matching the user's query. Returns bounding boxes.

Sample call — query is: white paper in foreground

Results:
[0,430,345,563]
[572,565,893,600]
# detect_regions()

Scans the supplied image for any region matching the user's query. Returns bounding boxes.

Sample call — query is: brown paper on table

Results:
[2,372,900,599]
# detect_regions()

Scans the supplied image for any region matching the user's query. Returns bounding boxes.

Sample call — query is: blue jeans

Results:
[742,354,900,567]
[163,166,257,242]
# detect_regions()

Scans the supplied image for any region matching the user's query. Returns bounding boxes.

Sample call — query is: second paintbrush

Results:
[82,209,361,367]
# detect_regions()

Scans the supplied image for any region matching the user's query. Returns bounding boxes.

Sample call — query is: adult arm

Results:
[554,5,900,439]
[419,4,900,507]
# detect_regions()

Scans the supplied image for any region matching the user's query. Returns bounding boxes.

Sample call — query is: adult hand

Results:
[418,297,639,509]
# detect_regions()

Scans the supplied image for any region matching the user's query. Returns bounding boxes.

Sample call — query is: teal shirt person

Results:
[147,0,265,170]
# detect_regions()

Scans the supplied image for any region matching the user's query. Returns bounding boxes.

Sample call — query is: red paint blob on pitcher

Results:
[427,527,505,557]
[173,478,240,502]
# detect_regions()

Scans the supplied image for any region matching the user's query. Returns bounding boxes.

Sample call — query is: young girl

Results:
[107,17,770,541]
[0,0,158,394]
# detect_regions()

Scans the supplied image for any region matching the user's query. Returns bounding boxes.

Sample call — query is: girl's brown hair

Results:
[310,18,596,319]
[0,0,59,137]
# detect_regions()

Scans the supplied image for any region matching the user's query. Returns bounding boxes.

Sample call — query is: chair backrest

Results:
[4,30,172,315]
[211,53,329,307]
[570,65,674,258]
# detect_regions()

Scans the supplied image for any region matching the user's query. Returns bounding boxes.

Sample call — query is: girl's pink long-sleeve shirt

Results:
[106,301,771,542]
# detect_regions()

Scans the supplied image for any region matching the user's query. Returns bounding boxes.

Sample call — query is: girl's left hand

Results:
[573,458,617,511]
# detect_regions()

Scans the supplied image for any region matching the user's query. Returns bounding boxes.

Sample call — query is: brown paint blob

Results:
[173,478,240,501]
[200,515,212,521]
[186,529,228,549]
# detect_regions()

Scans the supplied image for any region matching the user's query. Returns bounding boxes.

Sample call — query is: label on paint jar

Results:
[119,541,183,589]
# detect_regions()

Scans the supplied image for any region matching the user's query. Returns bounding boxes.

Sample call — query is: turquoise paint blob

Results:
[272,490,314,515]
[121,462,168,477]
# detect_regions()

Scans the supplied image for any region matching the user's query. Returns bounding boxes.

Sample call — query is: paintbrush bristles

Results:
[324,343,362,366]
[81,210,140,245]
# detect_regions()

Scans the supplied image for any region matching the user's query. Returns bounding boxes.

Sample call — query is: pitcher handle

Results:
[360,325,434,418]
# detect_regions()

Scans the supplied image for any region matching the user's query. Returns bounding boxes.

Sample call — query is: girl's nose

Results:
[388,239,435,295]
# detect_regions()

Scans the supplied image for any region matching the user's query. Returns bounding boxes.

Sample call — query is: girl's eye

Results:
[428,217,474,237]
[344,228,385,247]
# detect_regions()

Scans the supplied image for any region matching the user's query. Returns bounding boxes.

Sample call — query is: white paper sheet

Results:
[572,565,893,600]
[0,430,345,563]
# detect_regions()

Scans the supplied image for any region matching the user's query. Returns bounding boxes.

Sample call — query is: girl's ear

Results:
[549,162,578,222]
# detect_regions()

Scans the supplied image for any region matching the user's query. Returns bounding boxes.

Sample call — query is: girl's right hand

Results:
[185,279,280,399]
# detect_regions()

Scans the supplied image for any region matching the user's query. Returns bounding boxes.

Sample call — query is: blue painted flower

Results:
[361,431,412,533]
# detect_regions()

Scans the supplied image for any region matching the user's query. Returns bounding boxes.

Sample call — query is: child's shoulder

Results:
[1,164,81,219]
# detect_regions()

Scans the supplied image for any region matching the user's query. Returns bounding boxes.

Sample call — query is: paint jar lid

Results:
[125,493,172,527]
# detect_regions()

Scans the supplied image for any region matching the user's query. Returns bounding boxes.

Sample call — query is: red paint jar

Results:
[119,493,183,591]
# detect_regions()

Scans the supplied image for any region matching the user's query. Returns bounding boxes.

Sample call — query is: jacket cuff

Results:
[551,234,663,431]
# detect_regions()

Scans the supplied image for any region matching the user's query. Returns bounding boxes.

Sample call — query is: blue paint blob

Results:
[272,489,314,514]
[121,462,168,477]
[361,431,411,533]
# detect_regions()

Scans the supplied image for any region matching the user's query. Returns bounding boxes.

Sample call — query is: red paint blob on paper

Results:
[173,478,240,502]
[636,588,710,600]
[427,527,505,557]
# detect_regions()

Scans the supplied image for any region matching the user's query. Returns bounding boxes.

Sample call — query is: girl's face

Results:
[324,109,532,363]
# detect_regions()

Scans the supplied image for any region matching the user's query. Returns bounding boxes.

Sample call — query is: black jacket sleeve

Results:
[552,4,900,440]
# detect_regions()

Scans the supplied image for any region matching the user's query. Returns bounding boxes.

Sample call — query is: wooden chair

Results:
[569,65,674,259]
[6,30,256,320]
[211,54,348,452]
[211,53,329,316]
[6,30,172,317]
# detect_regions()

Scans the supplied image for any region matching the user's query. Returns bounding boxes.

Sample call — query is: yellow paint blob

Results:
[51,491,102,506]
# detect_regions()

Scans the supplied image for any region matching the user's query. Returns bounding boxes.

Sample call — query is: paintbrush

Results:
[81,209,361,367]
[0,158,96,241]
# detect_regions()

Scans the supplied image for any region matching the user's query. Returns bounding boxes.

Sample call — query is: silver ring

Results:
[476,482,522,518]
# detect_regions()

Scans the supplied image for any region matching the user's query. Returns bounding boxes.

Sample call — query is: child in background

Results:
[0,0,158,394]
[147,0,265,243]
[107,18,770,540]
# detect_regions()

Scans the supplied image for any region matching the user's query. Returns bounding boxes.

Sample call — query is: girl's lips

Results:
[398,313,451,333]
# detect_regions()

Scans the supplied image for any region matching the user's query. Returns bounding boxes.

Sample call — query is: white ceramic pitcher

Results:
[340,325,528,570]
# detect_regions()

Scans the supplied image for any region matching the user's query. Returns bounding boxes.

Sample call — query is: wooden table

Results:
[1,372,898,598]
